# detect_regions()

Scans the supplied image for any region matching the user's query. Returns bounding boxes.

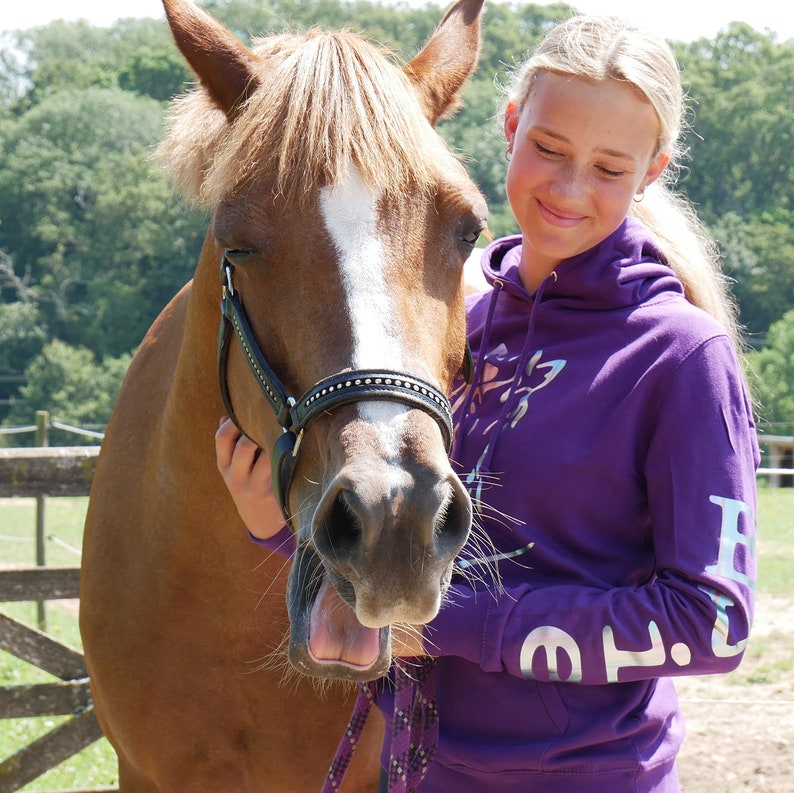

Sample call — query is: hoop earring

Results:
[633,189,645,203]
[505,147,512,162]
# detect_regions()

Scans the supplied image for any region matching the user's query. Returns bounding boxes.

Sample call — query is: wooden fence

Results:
[0,445,118,793]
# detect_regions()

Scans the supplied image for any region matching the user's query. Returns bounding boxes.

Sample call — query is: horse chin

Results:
[286,543,392,681]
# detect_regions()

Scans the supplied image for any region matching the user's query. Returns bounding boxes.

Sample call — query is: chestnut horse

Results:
[80,0,486,790]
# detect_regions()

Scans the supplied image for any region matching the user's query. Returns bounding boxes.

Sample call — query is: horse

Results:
[79,0,487,790]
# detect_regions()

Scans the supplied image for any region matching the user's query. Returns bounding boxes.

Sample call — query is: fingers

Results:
[215,417,263,488]
[215,416,241,472]
[215,417,283,540]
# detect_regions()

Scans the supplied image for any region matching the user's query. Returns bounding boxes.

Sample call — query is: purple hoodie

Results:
[376,218,759,792]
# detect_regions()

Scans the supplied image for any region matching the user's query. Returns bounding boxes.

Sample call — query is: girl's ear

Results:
[643,150,671,189]
[504,101,520,148]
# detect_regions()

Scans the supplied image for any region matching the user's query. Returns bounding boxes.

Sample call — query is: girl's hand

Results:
[215,417,284,540]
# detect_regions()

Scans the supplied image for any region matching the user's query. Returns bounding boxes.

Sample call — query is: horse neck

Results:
[163,228,226,453]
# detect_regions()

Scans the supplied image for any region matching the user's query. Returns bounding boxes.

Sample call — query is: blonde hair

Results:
[158,30,449,208]
[507,16,742,350]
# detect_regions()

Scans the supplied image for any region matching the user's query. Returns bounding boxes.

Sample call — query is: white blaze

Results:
[320,168,407,443]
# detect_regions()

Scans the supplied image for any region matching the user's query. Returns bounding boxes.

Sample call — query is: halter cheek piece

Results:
[217,259,471,523]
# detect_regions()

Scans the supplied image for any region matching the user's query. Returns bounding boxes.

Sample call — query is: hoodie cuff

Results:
[425,583,492,667]
[247,526,295,558]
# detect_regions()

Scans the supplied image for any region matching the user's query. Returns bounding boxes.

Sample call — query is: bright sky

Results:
[1,0,791,42]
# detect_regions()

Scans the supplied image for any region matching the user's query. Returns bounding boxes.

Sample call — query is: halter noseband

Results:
[217,259,468,523]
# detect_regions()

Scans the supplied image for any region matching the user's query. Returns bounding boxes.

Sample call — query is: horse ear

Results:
[162,0,260,120]
[403,0,485,126]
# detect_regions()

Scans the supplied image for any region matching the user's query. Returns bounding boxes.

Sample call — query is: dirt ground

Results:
[675,594,794,792]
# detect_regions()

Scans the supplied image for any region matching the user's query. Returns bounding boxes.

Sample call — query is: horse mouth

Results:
[286,543,391,681]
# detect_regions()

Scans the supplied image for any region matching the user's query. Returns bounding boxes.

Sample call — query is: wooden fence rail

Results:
[0,447,99,499]
[0,446,118,793]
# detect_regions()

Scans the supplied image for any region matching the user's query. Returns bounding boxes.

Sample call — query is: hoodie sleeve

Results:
[248,526,296,558]
[426,336,759,686]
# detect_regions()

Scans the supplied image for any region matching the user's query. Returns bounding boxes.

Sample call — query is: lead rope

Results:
[322,679,378,793]
[322,657,439,793]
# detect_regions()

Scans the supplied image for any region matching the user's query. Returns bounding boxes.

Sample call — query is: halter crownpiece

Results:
[217,258,462,523]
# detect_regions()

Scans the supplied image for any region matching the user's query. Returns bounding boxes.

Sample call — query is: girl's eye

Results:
[597,166,625,178]
[535,142,560,158]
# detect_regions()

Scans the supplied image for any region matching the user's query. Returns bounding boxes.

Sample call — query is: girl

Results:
[217,15,759,792]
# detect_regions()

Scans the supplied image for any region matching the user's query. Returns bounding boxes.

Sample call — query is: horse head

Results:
[160,0,487,681]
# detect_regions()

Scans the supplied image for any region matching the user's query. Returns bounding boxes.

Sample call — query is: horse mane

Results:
[158,28,448,206]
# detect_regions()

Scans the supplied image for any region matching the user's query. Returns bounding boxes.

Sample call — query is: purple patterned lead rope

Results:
[387,656,439,792]
[323,656,439,793]
[322,679,377,793]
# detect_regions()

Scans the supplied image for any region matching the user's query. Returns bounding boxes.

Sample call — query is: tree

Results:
[712,210,794,339]
[2,340,132,444]
[0,302,46,374]
[0,87,207,356]
[676,25,794,222]
[747,310,794,430]
[6,17,186,110]
[118,47,192,101]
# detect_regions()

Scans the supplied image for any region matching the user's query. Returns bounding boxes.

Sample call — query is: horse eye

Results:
[224,248,255,265]
[459,230,480,249]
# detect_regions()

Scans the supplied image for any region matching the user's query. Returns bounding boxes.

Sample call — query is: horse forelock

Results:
[158,28,452,207]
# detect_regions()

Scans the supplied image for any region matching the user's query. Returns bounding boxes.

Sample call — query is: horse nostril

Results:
[316,489,362,559]
[436,478,472,558]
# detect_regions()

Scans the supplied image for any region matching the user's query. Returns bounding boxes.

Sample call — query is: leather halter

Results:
[217,259,468,523]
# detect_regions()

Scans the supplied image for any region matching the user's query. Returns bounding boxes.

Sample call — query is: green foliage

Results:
[713,210,794,338]
[676,24,794,222]
[118,47,192,101]
[7,17,184,108]
[0,302,45,374]
[0,87,207,357]
[747,310,794,427]
[3,340,131,443]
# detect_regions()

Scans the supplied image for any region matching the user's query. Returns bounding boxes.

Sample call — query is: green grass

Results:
[756,486,794,595]
[1,487,793,789]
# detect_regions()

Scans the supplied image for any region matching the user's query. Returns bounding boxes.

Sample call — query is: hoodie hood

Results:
[453,218,690,478]
[480,217,684,311]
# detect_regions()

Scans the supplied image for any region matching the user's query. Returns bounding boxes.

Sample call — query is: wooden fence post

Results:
[34,410,49,630]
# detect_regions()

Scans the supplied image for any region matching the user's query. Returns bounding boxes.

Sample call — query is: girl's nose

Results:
[549,164,587,202]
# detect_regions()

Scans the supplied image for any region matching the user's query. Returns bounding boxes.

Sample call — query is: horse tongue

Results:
[309,576,381,669]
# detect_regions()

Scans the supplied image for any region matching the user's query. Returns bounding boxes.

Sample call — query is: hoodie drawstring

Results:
[479,271,555,473]
[456,278,504,449]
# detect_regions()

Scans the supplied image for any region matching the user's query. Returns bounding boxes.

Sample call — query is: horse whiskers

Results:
[244,632,291,678]
[244,620,361,700]
[453,519,503,593]
[250,553,294,613]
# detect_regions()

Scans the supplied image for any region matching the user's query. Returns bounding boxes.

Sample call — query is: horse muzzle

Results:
[286,459,471,681]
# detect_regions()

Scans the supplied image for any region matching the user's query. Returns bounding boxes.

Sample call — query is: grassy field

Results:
[1,488,793,790]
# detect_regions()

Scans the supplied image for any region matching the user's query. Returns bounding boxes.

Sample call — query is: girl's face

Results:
[504,72,669,293]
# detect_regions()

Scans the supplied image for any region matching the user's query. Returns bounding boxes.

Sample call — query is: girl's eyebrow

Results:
[532,125,639,163]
